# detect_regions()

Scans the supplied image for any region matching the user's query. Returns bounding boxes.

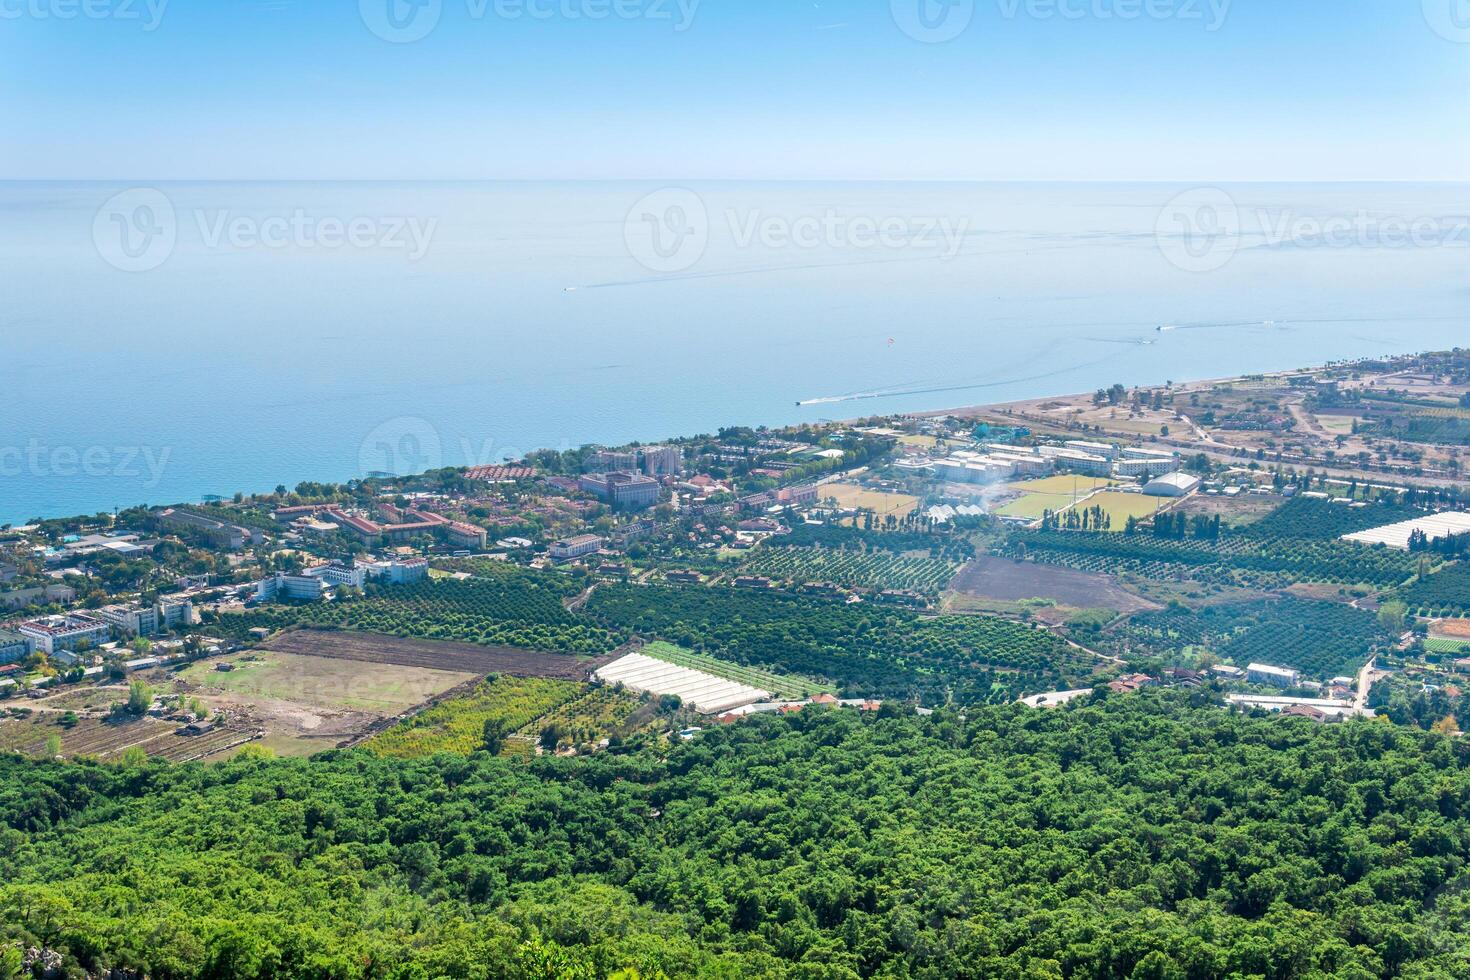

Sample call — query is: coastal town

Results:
[1,348,1468,760]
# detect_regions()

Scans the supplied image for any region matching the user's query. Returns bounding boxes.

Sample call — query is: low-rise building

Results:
[306,562,368,589]
[0,584,77,612]
[1248,662,1302,688]
[1065,440,1118,460]
[444,521,487,550]
[96,603,159,637]
[549,535,604,562]
[611,520,656,547]
[1039,446,1113,476]
[1144,473,1202,497]
[12,613,112,655]
[579,471,660,511]
[156,509,258,550]
[1115,458,1179,479]
[255,572,328,603]
[777,484,820,506]
[364,558,429,584]
[0,629,29,665]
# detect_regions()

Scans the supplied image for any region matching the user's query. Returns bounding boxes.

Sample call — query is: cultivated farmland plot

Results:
[1342,511,1470,550]
[0,716,257,762]
[640,640,836,699]
[263,629,616,679]
[595,652,770,714]
[738,546,957,592]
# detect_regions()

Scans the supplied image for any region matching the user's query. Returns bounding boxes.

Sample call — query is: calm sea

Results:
[2,180,1467,524]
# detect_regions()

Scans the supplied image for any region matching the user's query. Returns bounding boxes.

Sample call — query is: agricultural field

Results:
[1404,563,1470,615]
[367,675,585,758]
[640,640,835,699]
[1095,597,1391,679]
[1341,511,1470,550]
[1426,637,1470,655]
[595,652,769,714]
[780,522,975,560]
[948,555,1157,615]
[514,685,644,748]
[0,715,257,763]
[177,650,477,715]
[818,483,920,518]
[736,545,957,593]
[1003,524,1420,590]
[1315,414,1365,436]
[586,583,1097,705]
[212,577,622,655]
[259,629,611,679]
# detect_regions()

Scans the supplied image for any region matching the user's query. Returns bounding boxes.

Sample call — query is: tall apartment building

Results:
[585,450,639,473]
[639,445,683,477]
[95,599,195,638]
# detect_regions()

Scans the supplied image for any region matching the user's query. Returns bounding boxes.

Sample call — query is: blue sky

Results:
[3,0,1467,180]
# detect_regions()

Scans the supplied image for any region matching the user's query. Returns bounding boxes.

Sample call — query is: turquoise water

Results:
[2,181,1467,524]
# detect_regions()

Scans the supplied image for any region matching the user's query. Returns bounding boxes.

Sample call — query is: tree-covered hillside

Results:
[4,695,1470,978]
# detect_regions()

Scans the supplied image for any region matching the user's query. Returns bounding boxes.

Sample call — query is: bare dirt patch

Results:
[949,556,1160,614]
[263,629,614,679]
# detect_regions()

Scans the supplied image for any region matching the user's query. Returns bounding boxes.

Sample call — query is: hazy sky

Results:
[3,0,1468,180]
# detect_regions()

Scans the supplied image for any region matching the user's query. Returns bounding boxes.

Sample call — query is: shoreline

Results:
[5,351,1458,526]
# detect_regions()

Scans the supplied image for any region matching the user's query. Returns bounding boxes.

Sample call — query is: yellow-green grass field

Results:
[1084,491,1168,527]
[1316,415,1366,435]
[995,476,1118,520]
[178,651,478,715]
[820,483,921,518]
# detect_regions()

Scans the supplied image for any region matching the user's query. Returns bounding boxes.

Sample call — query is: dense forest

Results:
[5,694,1470,979]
